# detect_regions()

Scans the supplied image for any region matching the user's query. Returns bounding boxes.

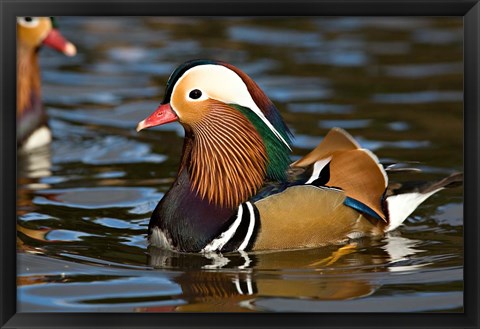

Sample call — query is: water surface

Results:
[17,17,463,312]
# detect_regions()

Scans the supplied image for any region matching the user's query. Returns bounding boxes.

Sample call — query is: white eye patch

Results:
[17,17,41,28]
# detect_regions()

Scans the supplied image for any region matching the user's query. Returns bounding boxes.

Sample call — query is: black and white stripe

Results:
[305,157,332,185]
[233,273,256,295]
[201,202,260,252]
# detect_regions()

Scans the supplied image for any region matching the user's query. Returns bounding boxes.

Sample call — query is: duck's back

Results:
[252,185,383,250]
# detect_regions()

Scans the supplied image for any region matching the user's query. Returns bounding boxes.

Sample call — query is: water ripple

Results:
[33,187,162,210]
[372,91,462,104]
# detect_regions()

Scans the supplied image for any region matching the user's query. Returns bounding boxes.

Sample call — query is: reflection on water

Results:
[17,17,463,312]
[18,236,463,312]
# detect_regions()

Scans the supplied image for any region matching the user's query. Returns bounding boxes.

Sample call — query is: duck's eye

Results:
[17,17,40,28]
[189,89,202,100]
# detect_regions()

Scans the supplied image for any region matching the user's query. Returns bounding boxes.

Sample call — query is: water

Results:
[17,17,463,312]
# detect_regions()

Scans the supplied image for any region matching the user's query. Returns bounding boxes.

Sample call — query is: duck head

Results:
[17,17,76,56]
[137,60,293,208]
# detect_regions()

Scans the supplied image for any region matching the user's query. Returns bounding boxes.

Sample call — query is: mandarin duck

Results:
[136,59,462,253]
[17,16,76,150]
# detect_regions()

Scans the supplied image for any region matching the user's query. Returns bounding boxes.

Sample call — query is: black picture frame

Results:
[1,1,479,328]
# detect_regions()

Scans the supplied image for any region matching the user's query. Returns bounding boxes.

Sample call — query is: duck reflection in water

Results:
[141,235,421,312]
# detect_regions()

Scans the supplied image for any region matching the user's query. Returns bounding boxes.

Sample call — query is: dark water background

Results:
[17,17,463,312]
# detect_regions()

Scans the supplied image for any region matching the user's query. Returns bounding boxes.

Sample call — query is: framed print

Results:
[1,1,479,328]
